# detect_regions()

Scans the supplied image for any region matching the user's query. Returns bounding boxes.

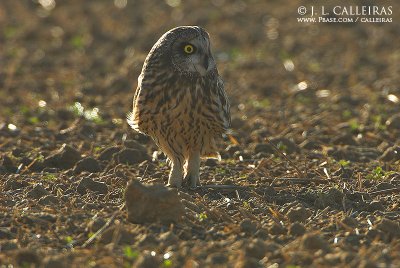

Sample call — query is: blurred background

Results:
[1,0,399,150]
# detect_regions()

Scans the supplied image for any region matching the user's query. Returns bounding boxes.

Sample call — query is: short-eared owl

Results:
[127,26,231,188]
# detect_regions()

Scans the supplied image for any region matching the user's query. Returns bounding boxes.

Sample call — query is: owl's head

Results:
[148,26,217,77]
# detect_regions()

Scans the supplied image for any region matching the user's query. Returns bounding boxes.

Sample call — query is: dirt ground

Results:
[1,0,400,267]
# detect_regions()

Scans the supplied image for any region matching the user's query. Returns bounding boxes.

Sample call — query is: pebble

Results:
[206,252,228,265]
[124,179,185,224]
[289,222,306,236]
[341,216,358,228]
[245,239,267,259]
[301,233,330,252]
[269,223,286,235]
[375,218,400,238]
[366,200,385,212]
[38,195,60,206]
[43,144,81,169]
[77,177,108,194]
[115,148,150,165]
[0,227,15,239]
[27,184,50,199]
[73,157,101,173]
[98,146,120,161]
[240,218,257,234]
[286,206,311,223]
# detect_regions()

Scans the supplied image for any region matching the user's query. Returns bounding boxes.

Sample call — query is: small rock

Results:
[115,148,150,165]
[38,195,60,206]
[15,249,41,267]
[366,200,385,212]
[379,146,400,162]
[44,144,81,169]
[73,157,101,173]
[341,216,358,228]
[1,155,17,173]
[0,240,18,251]
[287,206,311,223]
[385,114,400,130]
[254,229,269,240]
[301,233,330,252]
[240,218,257,234]
[123,139,148,153]
[4,178,28,190]
[253,143,273,154]
[245,239,267,259]
[269,223,286,235]
[289,222,306,236]
[375,218,400,239]
[77,177,108,194]
[314,188,344,209]
[124,179,185,224]
[98,146,120,161]
[0,228,15,239]
[27,184,50,199]
[204,158,218,167]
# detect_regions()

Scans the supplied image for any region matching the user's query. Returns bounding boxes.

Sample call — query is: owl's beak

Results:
[202,55,209,70]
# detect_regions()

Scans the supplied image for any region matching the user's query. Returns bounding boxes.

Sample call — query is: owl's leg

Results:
[185,151,201,188]
[167,158,184,188]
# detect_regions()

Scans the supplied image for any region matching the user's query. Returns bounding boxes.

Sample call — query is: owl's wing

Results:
[216,77,232,134]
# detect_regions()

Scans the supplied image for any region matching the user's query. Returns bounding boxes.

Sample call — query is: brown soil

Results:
[1,1,399,267]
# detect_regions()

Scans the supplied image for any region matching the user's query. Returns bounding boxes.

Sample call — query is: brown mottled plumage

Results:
[127,26,231,188]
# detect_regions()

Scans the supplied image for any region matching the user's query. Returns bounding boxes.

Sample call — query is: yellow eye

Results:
[184,44,194,54]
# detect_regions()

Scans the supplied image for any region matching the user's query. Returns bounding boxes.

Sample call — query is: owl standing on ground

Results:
[127,26,231,188]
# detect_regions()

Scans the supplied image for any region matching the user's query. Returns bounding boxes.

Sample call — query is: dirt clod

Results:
[27,184,50,199]
[124,180,185,224]
[115,148,150,165]
[287,206,311,223]
[301,233,330,252]
[240,218,257,234]
[289,222,306,236]
[375,218,400,239]
[44,144,82,169]
[73,157,101,173]
[77,177,108,194]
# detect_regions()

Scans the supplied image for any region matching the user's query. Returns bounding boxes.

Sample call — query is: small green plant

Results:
[348,119,360,131]
[277,142,287,152]
[43,173,57,181]
[366,166,385,180]
[65,236,74,244]
[242,201,251,210]
[197,212,208,222]
[338,159,350,167]
[123,246,139,260]
[163,259,172,267]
